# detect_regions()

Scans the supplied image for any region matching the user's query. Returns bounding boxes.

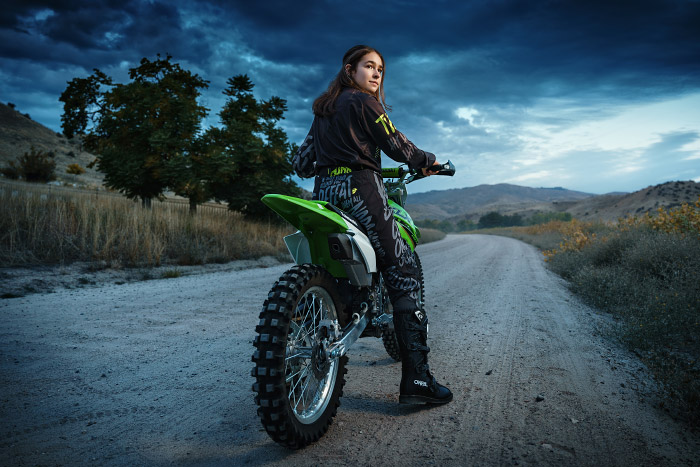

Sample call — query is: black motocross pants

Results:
[313,169,421,314]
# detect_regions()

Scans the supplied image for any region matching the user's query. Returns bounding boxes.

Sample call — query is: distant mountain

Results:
[0,102,103,187]
[405,180,700,223]
[406,183,594,221]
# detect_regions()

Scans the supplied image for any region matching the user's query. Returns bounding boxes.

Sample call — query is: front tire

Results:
[252,264,347,449]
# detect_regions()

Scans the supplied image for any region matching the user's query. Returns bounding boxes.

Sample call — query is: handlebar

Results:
[381,166,408,179]
[428,160,456,177]
[381,160,456,180]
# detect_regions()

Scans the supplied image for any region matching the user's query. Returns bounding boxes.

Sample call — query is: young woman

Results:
[293,45,452,405]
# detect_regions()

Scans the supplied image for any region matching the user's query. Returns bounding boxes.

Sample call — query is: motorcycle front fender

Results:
[389,199,420,250]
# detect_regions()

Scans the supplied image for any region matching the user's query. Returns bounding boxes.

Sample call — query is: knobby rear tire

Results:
[251,264,347,449]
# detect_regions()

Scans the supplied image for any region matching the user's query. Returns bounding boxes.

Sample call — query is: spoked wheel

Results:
[381,250,425,361]
[252,264,347,449]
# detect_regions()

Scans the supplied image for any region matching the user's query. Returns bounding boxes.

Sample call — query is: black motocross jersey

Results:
[293,88,436,178]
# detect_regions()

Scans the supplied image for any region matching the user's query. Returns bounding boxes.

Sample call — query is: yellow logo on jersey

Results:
[329,166,352,176]
[375,113,396,135]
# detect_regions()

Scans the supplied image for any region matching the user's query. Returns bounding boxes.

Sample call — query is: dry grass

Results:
[419,227,446,244]
[471,220,607,251]
[1,180,445,269]
[0,180,292,267]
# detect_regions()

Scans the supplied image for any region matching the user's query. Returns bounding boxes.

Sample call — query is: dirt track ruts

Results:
[1,234,698,466]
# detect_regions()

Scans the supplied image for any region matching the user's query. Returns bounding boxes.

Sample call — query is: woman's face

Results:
[348,51,383,94]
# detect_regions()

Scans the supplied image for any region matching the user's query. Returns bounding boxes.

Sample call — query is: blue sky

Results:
[1,0,699,194]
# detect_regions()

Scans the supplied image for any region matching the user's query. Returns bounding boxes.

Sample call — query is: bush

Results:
[66,163,86,175]
[11,147,57,183]
[527,211,572,225]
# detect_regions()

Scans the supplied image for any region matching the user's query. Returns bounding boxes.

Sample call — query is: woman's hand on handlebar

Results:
[422,162,443,177]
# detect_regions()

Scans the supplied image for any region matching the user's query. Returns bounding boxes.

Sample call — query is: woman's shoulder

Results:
[339,88,377,103]
[339,88,381,113]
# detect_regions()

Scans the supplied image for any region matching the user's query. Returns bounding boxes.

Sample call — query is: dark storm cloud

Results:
[2,0,699,193]
[188,0,700,137]
[1,0,210,68]
[222,0,700,86]
[4,0,699,102]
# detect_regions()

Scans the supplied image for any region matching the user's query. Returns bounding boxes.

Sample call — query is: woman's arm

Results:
[292,127,316,178]
[361,97,436,171]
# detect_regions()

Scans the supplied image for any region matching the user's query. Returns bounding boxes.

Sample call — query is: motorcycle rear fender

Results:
[262,194,377,283]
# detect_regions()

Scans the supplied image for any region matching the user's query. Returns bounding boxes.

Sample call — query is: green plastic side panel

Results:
[261,194,348,277]
[398,224,415,251]
[389,199,420,248]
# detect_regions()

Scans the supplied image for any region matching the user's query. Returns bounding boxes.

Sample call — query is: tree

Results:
[478,211,505,229]
[438,220,455,232]
[478,211,523,229]
[456,219,476,231]
[207,75,299,218]
[59,55,209,207]
[162,135,218,213]
[59,70,110,139]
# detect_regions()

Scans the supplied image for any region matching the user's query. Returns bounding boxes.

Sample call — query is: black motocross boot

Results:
[394,309,453,405]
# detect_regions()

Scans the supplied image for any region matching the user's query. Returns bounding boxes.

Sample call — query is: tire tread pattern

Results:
[252,264,347,449]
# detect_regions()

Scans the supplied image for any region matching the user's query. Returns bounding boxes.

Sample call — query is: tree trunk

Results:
[189,198,197,214]
[141,196,152,209]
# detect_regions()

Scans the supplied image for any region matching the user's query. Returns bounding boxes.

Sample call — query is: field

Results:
[0,180,293,268]
[0,179,445,269]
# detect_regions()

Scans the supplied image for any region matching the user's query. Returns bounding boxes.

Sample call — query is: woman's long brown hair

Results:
[312,45,389,117]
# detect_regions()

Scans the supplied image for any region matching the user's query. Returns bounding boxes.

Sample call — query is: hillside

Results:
[407,184,594,221]
[562,180,700,222]
[0,102,103,187]
[407,180,700,224]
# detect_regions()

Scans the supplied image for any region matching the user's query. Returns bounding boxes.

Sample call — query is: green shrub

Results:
[12,147,57,183]
[162,268,183,278]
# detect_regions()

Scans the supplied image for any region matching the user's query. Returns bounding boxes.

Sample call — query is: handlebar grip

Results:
[429,160,456,176]
[381,167,407,178]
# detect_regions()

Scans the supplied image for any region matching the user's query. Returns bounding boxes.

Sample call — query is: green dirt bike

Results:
[251,161,455,449]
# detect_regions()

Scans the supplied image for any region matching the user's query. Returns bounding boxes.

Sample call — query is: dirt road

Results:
[1,235,698,466]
